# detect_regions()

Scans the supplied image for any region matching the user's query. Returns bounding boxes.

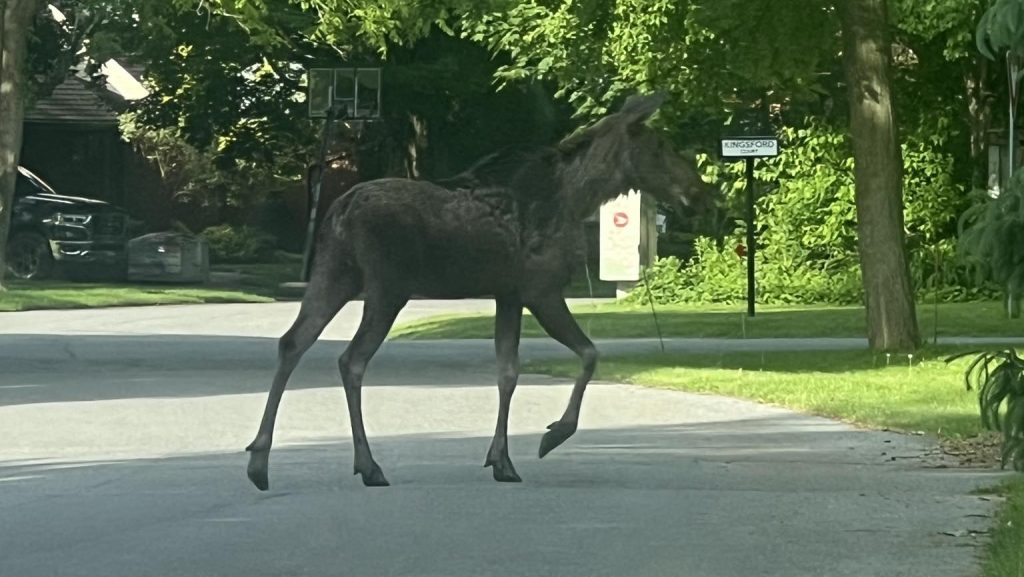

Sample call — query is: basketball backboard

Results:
[308,67,381,119]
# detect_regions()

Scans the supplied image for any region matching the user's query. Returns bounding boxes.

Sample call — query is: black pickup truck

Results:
[6,166,131,280]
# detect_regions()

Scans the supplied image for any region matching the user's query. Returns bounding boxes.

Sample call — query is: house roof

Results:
[24,58,148,127]
[27,6,147,126]
[24,76,121,126]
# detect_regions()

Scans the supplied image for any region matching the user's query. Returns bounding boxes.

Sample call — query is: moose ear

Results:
[557,124,597,154]
[619,92,667,123]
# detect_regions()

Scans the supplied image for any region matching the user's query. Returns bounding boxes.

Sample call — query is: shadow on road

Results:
[0,333,548,406]
[0,416,980,494]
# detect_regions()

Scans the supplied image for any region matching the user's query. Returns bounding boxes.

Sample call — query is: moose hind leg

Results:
[485,297,523,482]
[526,296,597,459]
[339,294,408,487]
[245,269,357,490]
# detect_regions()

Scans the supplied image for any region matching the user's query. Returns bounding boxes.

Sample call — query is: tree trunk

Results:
[965,54,994,191]
[404,113,428,179]
[840,0,921,351]
[0,0,41,290]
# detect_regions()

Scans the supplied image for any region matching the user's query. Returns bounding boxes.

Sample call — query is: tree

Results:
[841,0,920,350]
[108,1,565,182]
[977,0,1024,177]
[0,0,43,291]
[893,0,1004,189]
[464,0,924,350]
[104,1,993,352]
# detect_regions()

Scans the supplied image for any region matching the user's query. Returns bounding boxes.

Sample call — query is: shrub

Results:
[958,171,1024,307]
[201,224,276,263]
[628,120,981,306]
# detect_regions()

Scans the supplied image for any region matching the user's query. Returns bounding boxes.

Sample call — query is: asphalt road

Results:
[0,302,1007,577]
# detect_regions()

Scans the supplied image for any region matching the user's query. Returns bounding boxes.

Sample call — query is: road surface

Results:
[0,302,1004,577]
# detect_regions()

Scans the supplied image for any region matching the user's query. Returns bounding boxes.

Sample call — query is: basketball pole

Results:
[301,88,341,282]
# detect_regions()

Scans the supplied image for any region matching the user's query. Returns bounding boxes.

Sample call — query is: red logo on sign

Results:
[613,212,629,228]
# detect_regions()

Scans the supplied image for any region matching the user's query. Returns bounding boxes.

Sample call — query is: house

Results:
[20,60,172,227]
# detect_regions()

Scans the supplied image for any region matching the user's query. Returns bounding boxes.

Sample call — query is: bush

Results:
[201,224,276,263]
[627,120,982,306]
[958,171,1024,300]
[624,242,863,306]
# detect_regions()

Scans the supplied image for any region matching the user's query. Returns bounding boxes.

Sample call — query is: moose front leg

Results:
[338,293,407,487]
[526,296,598,458]
[246,270,354,490]
[485,296,524,482]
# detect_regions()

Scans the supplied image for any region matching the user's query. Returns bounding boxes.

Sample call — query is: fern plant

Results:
[958,171,1024,317]
[947,349,1024,471]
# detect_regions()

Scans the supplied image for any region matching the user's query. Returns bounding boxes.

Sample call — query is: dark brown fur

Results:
[246,94,713,488]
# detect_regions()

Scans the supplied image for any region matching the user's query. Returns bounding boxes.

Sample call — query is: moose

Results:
[246,93,713,489]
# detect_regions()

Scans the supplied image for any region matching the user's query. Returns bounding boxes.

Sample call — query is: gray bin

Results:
[127,232,210,283]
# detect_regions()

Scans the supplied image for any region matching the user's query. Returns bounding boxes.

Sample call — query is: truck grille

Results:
[92,213,126,239]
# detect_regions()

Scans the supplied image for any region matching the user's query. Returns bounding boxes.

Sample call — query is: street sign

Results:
[720,137,780,159]
[719,135,781,317]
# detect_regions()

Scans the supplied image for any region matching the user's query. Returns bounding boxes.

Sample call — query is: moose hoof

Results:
[246,449,270,491]
[485,455,523,483]
[538,420,578,459]
[355,462,390,487]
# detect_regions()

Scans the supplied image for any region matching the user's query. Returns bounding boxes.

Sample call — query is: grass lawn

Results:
[984,478,1024,577]
[0,256,304,312]
[391,300,1024,340]
[526,344,1023,577]
[527,345,992,437]
[0,280,273,312]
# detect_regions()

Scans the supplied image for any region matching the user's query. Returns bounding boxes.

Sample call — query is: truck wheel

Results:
[6,232,54,280]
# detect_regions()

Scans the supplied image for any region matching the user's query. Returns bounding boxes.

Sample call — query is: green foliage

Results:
[626,240,863,306]
[976,0,1024,60]
[65,1,995,310]
[201,224,276,263]
[959,172,1024,295]
[893,0,985,61]
[947,348,1024,470]
[100,2,568,184]
[628,256,693,304]
[466,0,838,126]
[632,120,973,306]
[101,2,323,172]
[26,0,139,103]
[174,0,487,52]
[119,114,300,230]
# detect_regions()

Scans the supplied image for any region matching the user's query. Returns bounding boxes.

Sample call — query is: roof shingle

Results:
[24,76,122,126]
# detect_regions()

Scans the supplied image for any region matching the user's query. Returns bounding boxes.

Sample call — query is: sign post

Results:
[720,137,780,317]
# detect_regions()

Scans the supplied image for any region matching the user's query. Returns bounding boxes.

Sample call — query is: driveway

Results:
[0,302,1004,577]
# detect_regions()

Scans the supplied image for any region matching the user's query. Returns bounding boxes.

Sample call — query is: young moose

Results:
[246,93,712,489]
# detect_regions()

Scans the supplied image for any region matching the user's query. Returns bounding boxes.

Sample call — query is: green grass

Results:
[984,478,1024,577]
[527,345,992,437]
[391,300,1024,340]
[526,345,1024,577]
[0,257,303,312]
[0,280,272,312]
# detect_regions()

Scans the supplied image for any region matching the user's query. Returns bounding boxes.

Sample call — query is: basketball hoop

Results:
[307,67,382,120]
[298,67,383,283]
